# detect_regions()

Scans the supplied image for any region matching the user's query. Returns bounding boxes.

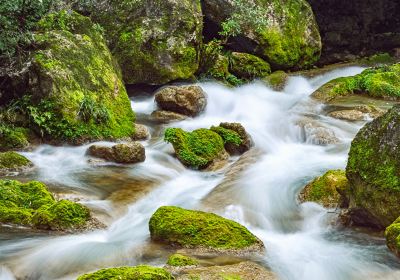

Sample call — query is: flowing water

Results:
[1,66,400,280]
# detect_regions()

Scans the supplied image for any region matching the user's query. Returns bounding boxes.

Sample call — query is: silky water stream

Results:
[0,66,399,280]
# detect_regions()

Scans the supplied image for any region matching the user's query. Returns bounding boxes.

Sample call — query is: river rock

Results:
[385,217,400,258]
[228,52,271,80]
[202,0,321,69]
[133,124,150,141]
[0,180,91,231]
[77,265,174,280]
[87,143,145,164]
[328,105,385,121]
[151,111,189,123]
[312,64,400,102]
[211,122,253,155]
[296,117,340,145]
[0,152,34,175]
[345,105,400,228]
[263,71,289,91]
[0,126,30,152]
[4,11,135,143]
[164,128,226,169]
[155,86,207,117]
[299,170,349,208]
[87,0,203,85]
[177,261,277,280]
[149,206,264,255]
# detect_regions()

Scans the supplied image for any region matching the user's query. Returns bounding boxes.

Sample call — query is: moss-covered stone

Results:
[149,206,262,251]
[164,128,225,169]
[0,151,32,171]
[262,71,289,91]
[77,265,174,280]
[88,0,203,85]
[203,0,321,69]
[299,170,348,208]
[0,125,29,151]
[385,217,400,258]
[24,10,135,142]
[312,63,400,102]
[346,105,400,228]
[166,254,198,267]
[228,52,271,80]
[0,179,90,230]
[211,123,252,155]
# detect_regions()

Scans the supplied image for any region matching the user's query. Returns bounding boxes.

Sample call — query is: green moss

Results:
[385,217,400,257]
[0,125,29,151]
[263,70,289,90]
[210,126,242,146]
[359,53,396,67]
[0,152,32,169]
[89,0,203,84]
[313,63,400,102]
[149,206,260,250]
[27,10,135,142]
[228,52,271,80]
[32,199,90,230]
[221,274,242,280]
[346,105,400,227]
[77,265,174,280]
[164,128,225,169]
[0,179,90,229]
[166,254,198,267]
[300,170,348,207]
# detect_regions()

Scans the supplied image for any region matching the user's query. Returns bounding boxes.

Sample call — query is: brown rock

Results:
[133,124,150,140]
[220,122,253,155]
[151,110,188,123]
[87,143,145,164]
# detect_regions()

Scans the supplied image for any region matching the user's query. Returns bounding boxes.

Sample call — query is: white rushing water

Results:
[1,66,399,280]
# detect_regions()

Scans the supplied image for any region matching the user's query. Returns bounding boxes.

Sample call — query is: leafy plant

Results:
[78,95,110,124]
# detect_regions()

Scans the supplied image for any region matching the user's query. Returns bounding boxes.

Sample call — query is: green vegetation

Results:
[313,63,400,102]
[77,265,174,280]
[263,70,289,90]
[385,217,400,257]
[0,125,29,151]
[228,52,271,80]
[166,254,198,267]
[0,179,90,230]
[0,151,32,170]
[149,206,260,250]
[346,105,400,228]
[164,128,225,169]
[210,126,242,146]
[300,170,348,207]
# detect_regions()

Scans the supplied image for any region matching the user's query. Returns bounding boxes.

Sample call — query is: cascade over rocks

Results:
[85,0,203,85]
[345,105,400,228]
[202,0,322,69]
[306,0,400,65]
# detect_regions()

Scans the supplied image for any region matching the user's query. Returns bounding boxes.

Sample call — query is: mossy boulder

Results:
[346,105,400,228]
[87,0,203,85]
[385,217,400,258]
[22,10,135,142]
[312,63,400,102]
[149,206,263,253]
[203,0,321,69]
[0,152,33,174]
[166,254,199,267]
[164,128,225,169]
[0,125,29,151]
[228,52,271,80]
[87,143,145,164]
[299,170,349,208]
[210,123,252,155]
[262,71,289,91]
[155,86,207,117]
[0,179,90,230]
[77,265,174,280]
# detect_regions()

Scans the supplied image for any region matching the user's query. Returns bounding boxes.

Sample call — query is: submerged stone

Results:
[149,206,264,253]
[77,265,174,280]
